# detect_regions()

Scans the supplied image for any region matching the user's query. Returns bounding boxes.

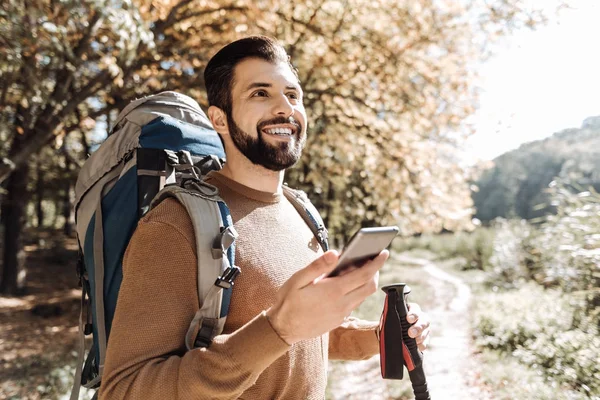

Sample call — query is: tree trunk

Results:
[62,156,73,236]
[36,158,45,228]
[1,105,31,296]
[0,164,29,296]
[63,185,74,236]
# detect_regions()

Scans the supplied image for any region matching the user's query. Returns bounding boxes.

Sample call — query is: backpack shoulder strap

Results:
[150,179,239,350]
[282,186,330,252]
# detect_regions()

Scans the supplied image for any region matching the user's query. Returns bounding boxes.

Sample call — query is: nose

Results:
[272,94,294,118]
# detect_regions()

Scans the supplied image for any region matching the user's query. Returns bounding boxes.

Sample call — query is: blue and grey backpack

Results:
[71,91,329,399]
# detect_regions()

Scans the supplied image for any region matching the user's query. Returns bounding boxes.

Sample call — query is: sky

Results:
[462,0,600,164]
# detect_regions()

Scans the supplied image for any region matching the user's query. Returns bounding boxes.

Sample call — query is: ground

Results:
[0,233,490,400]
[0,232,88,400]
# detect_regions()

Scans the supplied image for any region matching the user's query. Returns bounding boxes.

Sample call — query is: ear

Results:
[208,106,229,136]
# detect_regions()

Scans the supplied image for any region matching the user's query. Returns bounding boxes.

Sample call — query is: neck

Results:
[220,156,285,194]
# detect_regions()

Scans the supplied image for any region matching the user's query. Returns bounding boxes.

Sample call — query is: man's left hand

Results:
[406,302,431,352]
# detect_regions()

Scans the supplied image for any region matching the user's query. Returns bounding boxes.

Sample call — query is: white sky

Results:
[462,0,600,164]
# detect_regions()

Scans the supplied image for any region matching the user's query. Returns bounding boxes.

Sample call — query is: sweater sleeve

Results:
[99,204,290,400]
[328,317,380,360]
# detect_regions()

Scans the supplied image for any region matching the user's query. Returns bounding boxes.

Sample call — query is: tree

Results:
[0,0,563,294]
[472,116,600,222]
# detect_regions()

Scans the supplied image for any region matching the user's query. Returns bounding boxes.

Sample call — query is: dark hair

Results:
[204,36,298,114]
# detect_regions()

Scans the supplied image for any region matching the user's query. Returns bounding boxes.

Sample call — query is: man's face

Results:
[226,58,307,171]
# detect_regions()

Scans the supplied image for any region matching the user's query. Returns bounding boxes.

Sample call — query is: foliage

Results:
[400,180,600,396]
[24,143,80,230]
[486,218,536,287]
[476,344,592,400]
[473,283,600,397]
[471,180,600,398]
[0,0,565,245]
[485,181,600,317]
[532,181,600,316]
[471,116,600,222]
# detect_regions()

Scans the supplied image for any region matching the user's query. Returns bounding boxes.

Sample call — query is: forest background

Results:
[0,0,598,399]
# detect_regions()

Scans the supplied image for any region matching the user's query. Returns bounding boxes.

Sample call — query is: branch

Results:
[274,11,330,41]
[0,70,113,183]
[306,87,384,116]
[276,9,433,73]
[0,74,13,108]
[71,10,104,63]
[178,6,248,23]
[288,0,328,59]
[151,0,195,36]
[60,140,83,169]
[152,3,247,38]
[53,70,112,122]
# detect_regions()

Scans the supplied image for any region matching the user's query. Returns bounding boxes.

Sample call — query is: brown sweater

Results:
[100,172,379,400]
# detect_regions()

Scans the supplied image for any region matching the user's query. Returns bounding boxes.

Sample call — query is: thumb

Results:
[292,250,339,288]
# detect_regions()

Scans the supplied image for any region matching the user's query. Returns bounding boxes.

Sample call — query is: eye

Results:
[287,92,298,100]
[252,90,268,97]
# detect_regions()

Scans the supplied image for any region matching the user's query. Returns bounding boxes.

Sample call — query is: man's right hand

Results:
[266,249,389,345]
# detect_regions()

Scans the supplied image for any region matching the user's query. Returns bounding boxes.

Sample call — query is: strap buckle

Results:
[76,249,85,283]
[194,319,216,348]
[317,226,329,249]
[81,278,94,335]
[214,266,241,289]
[211,226,238,259]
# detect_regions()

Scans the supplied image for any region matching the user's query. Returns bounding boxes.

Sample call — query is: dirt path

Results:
[397,255,491,400]
[328,254,490,400]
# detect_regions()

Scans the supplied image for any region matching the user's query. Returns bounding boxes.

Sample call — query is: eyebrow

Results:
[244,82,302,92]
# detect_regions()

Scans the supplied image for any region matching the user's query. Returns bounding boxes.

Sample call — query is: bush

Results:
[485,182,600,322]
[532,183,600,314]
[473,283,600,396]
[486,218,537,288]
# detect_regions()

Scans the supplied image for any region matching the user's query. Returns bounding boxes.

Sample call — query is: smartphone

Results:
[327,226,399,277]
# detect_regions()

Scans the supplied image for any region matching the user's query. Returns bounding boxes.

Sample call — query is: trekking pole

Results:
[379,284,431,400]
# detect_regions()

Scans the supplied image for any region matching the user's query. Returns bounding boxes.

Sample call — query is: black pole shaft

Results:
[380,284,431,400]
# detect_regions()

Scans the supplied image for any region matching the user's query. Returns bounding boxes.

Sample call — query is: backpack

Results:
[71,91,329,399]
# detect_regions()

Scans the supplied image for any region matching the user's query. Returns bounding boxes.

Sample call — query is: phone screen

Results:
[327,226,399,277]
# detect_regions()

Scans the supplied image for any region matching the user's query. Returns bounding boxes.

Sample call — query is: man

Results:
[100,36,430,399]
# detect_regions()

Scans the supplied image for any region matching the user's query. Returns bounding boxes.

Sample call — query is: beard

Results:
[226,114,306,171]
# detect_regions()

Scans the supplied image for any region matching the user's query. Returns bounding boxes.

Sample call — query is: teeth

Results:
[266,127,293,135]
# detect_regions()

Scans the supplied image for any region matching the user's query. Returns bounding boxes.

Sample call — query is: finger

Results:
[415,327,430,345]
[408,324,422,339]
[343,270,380,306]
[418,333,430,352]
[334,250,388,290]
[337,265,359,277]
[412,313,431,331]
[407,302,422,324]
[295,250,339,288]
[408,317,431,338]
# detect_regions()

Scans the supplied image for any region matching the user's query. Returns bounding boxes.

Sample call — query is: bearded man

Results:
[100,36,430,400]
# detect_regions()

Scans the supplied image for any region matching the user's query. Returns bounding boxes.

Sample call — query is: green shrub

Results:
[477,349,590,400]
[473,283,600,396]
[486,219,536,287]
[531,182,600,318]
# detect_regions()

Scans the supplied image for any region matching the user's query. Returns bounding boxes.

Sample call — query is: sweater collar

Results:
[206,171,282,204]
